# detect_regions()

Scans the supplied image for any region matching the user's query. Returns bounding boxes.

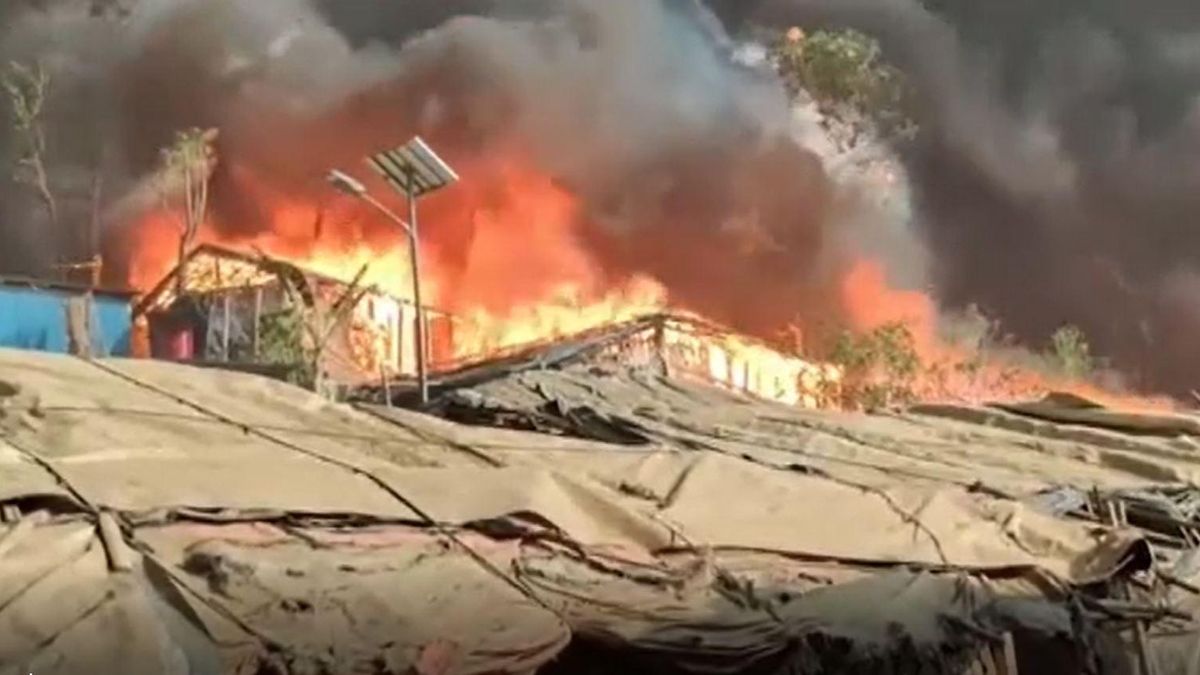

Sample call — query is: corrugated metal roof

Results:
[0,274,136,299]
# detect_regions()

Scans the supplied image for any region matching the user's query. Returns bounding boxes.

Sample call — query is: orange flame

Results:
[120,152,1172,412]
[839,259,1173,411]
[123,155,670,361]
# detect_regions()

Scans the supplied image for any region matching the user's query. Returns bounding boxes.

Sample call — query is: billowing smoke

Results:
[8,0,1193,395]
[744,0,1200,395]
[0,1,130,273]
[1,0,900,350]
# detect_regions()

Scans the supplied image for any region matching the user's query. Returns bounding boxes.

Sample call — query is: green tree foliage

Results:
[830,322,921,409]
[770,28,914,142]
[256,253,371,398]
[1048,324,1093,379]
[257,307,313,388]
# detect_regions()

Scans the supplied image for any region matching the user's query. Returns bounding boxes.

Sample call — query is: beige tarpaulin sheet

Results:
[0,349,1148,575]
[441,363,1200,494]
[365,407,1141,580]
[0,518,569,675]
[0,348,1170,673]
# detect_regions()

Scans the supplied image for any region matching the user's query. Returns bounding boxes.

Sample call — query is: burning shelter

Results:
[134,244,454,387]
[416,312,843,411]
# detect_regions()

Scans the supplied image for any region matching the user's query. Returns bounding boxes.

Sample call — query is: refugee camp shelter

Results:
[135,244,455,386]
[0,275,133,356]
[409,312,843,410]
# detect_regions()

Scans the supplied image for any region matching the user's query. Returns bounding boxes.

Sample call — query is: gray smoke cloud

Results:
[0,1,129,273]
[1,0,906,349]
[739,0,1200,396]
[19,0,1200,400]
[0,0,476,273]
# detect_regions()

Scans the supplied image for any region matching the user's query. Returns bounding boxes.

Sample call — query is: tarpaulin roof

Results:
[0,347,1190,673]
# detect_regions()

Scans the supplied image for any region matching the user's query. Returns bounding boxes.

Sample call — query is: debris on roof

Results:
[382,312,841,412]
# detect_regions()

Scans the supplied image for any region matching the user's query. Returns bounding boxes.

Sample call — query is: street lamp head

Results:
[327,169,367,196]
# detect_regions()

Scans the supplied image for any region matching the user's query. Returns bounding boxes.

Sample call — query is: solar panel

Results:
[367,136,458,198]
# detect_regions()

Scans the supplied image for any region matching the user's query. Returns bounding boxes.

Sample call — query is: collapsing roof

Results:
[136,244,306,317]
[0,346,1198,673]
[135,243,451,321]
[394,312,842,411]
[134,243,417,317]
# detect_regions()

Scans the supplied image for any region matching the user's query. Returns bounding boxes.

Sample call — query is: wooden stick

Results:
[1161,573,1200,596]
[381,363,393,408]
[1085,597,1191,622]
[252,286,263,359]
[222,293,232,361]
[0,511,46,559]
[0,504,19,523]
[997,632,1019,675]
[97,510,133,573]
[1106,499,1156,675]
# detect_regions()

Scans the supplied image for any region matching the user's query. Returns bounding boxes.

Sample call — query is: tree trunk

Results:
[88,152,104,284]
[65,294,94,358]
[175,230,188,298]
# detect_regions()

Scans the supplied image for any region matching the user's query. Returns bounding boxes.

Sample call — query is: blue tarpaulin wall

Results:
[0,284,132,356]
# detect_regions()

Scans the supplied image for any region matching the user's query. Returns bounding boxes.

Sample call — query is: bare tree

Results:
[158,128,218,297]
[257,252,372,398]
[3,61,57,232]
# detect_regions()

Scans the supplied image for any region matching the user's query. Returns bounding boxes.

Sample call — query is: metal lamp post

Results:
[327,137,458,406]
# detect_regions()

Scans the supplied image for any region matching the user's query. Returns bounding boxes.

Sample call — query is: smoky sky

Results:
[10,0,1200,396]
[733,0,1200,396]
[0,0,858,346]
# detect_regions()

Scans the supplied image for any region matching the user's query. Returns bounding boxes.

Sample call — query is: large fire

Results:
[125,155,670,361]
[122,149,1173,412]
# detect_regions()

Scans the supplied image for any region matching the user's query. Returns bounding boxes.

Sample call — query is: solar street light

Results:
[327,137,457,405]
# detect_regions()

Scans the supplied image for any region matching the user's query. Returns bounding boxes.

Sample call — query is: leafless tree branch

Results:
[3,60,58,231]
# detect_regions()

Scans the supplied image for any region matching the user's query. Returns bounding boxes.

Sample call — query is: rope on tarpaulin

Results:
[0,420,291,655]
[79,356,567,623]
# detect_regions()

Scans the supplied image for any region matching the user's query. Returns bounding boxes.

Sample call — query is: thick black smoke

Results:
[0,0,871,344]
[25,0,1200,397]
[739,0,1200,395]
